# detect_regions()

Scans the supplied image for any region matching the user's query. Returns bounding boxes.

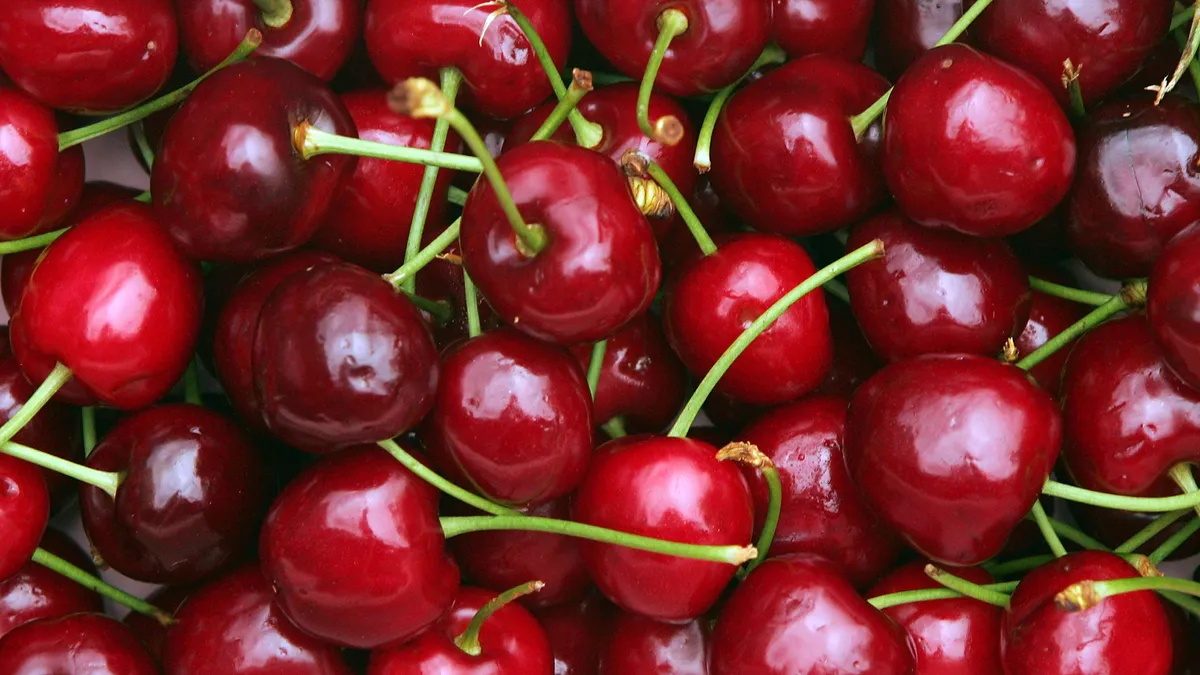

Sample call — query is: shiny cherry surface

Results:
[0,613,157,675]
[772,0,873,59]
[1015,282,1087,397]
[0,356,83,508]
[0,88,80,240]
[534,593,614,675]
[601,611,709,675]
[1150,223,1200,390]
[0,454,48,581]
[0,529,101,641]
[873,0,964,80]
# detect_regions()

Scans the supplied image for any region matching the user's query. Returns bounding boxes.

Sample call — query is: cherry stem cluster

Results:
[1056,575,1200,612]
[33,548,172,626]
[1041,477,1200,513]
[385,218,462,291]
[925,565,1012,608]
[81,407,97,457]
[867,580,1019,610]
[530,69,594,142]
[623,150,715,255]
[1116,509,1190,554]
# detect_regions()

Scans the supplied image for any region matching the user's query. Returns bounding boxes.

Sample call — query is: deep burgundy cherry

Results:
[534,593,615,675]
[0,613,157,674]
[0,529,102,641]
[1015,280,1087,396]
[123,584,193,664]
[152,57,356,262]
[974,0,1174,108]
[814,298,883,397]
[574,0,770,96]
[164,565,353,675]
[0,0,177,113]
[1066,95,1200,279]
[413,225,500,348]
[873,0,964,80]
[883,44,1076,237]
[845,353,1062,566]
[260,446,459,649]
[365,0,570,119]
[772,0,872,59]
[572,435,753,622]
[461,141,661,346]
[601,611,709,675]
[1003,551,1172,675]
[738,394,904,588]
[711,553,913,675]
[0,87,84,241]
[1068,499,1200,561]
[253,262,439,452]
[664,233,832,405]
[1150,222,1200,390]
[0,356,83,508]
[9,201,203,409]
[868,561,1003,675]
[845,209,1032,363]
[79,404,271,584]
[710,55,889,237]
[178,0,361,81]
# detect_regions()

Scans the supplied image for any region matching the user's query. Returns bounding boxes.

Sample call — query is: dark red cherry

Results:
[260,446,459,649]
[883,44,1076,237]
[461,142,660,346]
[601,611,709,675]
[873,0,965,81]
[0,0,177,113]
[711,553,913,675]
[868,561,1003,675]
[0,250,40,318]
[1150,222,1200,390]
[0,529,101,641]
[710,55,889,237]
[1003,551,1172,675]
[534,593,615,675]
[574,0,770,97]
[739,394,904,588]
[0,613,157,674]
[845,209,1032,363]
[1015,280,1087,396]
[665,234,832,405]
[164,565,353,675]
[10,202,203,409]
[413,226,500,348]
[772,0,872,60]
[814,298,883,397]
[0,356,82,509]
[365,0,570,119]
[123,585,194,664]
[79,404,271,584]
[573,435,753,622]
[974,0,1174,108]
[178,0,362,81]
[253,262,439,452]
[1066,95,1200,279]
[0,88,83,241]
[152,57,356,262]
[845,354,1062,566]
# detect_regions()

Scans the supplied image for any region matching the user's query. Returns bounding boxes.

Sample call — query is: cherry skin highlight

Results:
[0,613,157,674]
[0,529,102,641]
[0,88,83,241]
[0,454,48,581]
[772,0,873,60]
[600,611,710,675]
[1150,222,1200,390]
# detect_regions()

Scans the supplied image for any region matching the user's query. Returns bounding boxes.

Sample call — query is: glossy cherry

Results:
[1150,222,1200,390]
[461,141,660,345]
[0,88,84,241]
[0,529,102,641]
[152,57,356,262]
[572,435,753,622]
[772,0,872,60]
[0,613,157,674]
[845,353,1062,566]
[601,611,709,675]
[534,593,614,675]
[259,446,459,649]
[883,44,1076,237]
[0,356,83,508]
[0,0,177,113]
[1003,551,1172,675]
[710,553,913,675]
[365,0,571,119]
[710,55,889,237]
[664,233,831,405]
[123,584,194,664]
[845,209,1032,363]
[873,0,964,80]
[10,201,203,409]
[1015,279,1087,396]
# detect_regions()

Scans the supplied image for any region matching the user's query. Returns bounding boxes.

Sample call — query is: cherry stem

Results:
[1016,281,1145,371]
[1061,59,1086,119]
[1168,462,1200,518]
[694,44,787,172]
[58,30,263,150]
[1027,276,1111,306]
[1116,509,1191,554]
[637,9,689,145]
[385,218,461,291]
[448,185,469,207]
[0,228,65,255]
[0,440,120,498]
[985,554,1055,578]
[848,0,995,138]
[1056,575,1200,612]
[1175,4,1195,31]
[296,125,483,173]
[377,438,519,517]
[134,191,151,203]
[586,341,606,398]
[667,239,886,437]
[925,564,1011,608]
[719,443,780,578]
[404,291,454,324]
[531,69,595,143]
[1151,517,1200,564]
[0,362,71,452]
[1156,2,1200,104]
[623,150,715,255]
[1030,499,1069,558]
[132,121,155,169]
[32,548,172,626]
[823,279,850,304]
[601,416,627,439]
[440,515,757,565]
[463,270,482,337]
[1041,477,1200,512]
[1037,509,1107,552]
[183,357,202,406]
[81,407,97,457]
[252,0,293,27]
[867,580,1019,610]
[454,580,544,656]
[393,78,547,257]
[1170,18,1200,96]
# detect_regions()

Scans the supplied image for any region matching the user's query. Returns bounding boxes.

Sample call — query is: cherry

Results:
[845,353,1062,566]
[253,262,439,452]
[1003,550,1172,675]
[123,585,193,664]
[845,209,1032,363]
[665,234,831,406]
[0,529,101,640]
[534,592,615,675]
[1015,280,1087,397]
[0,613,157,673]
[1066,95,1200,279]
[711,553,913,674]
[1150,222,1200,390]
[601,611,709,674]
[10,201,203,409]
[738,394,904,588]
[0,87,84,241]
[0,356,83,509]
[883,43,1076,237]
[572,435,753,622]
[814,298,883,397]
[461,142,661,346]
[772,0,873,60]
[152,57,356,262]
[178,0,362,81]
[164,565,353,675]
[873,0,965,80]
[973,0,1174,108]
[709,55,889,237]
[259,446,459,649]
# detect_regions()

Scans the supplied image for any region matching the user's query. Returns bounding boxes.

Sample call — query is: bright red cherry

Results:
[0,613,157,674]
[772,0,873,60]
[534,593,615,675]
[873,0,964,80]
[601,611,709,674]
[0,356,83,509]
[883,44,1076,237]
[1150,222,1200,390]
[0,453,48,581]
[0,88,84,241]
[0,529,102,641]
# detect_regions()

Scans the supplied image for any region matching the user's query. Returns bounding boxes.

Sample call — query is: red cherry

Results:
[0,355,83,509]
[123,585,193,664]
[0,529,101,641]
[601,611,709,674]
[883,44,1076,237]
[873,0,965,80]
[1150,222,1200,390]
[0,613,157,673]
[534,592,615,675]
[845,354,1062,565]
[0,88,84,240]
[1015,280,1087,396]
[710,553,913,675]
[772,0,872,60]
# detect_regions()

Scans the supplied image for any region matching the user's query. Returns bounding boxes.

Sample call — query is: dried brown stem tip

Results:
[572,68,594,92]
[653,115,685,146]
[1060,58,1082,89]
[1131,554,1164,579]
[621,149,650,177]
[1001,337,1019,363]
[388,78,449,119]
[1054,580,1099,612]
[734,545,759,565]
[716,442,773,469]
[291,120,312,155]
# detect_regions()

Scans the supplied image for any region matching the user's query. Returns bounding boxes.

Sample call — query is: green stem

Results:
[925,565,1011,608]
[1171,21,1200,97]
[1057,576,1200,612]
[134,191,151,204]
[0,228,65,255]
[386,219,461,291]
[1175,4,1196,31]
[377,439,518,517]
[985,554,1055,578]
[868,581,1019,610]
[1063,59,1086,119]
[667,239,885,437]
[601,416,627,439]
[1042,478,1200,512]
[1016,282,1144,371]
[1150,517,1200,564]
[530,69,594,143]
[59,31,263,150]
[448,185,469,207]
[719,443,780,578]
[132,121,155,169]
[297,125,483,172]
[252,0,293,27]
[454,581,544,656]
[0,363,72,450]
[463,270,482,338]
[1,440,120,498]
[1039,510,1107,552]
[183,357,202,406]
[823,278,850,304]
[1030,499,1069,558]
[1028,276,1111,306]
[1157,2,1200,103]
[81,407,97,457]
[404,291,454,324]
[693,44,787,172]
[1116,510,1190,554]
[1169,462,1200,518]
[33,548,171,625]
[586,341,606,399]
[628,152,716,256]
[637,9,689,144]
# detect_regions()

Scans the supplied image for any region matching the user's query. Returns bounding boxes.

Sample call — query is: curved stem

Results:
[1030,499,1069,558]
[183,357,202,406]
[454,581,544,656]
[33,548,171,626]
[694,44,786,172]
[131,121,155,169]
[377,439,518,516]
[1,440,120,498]
[1028,276,1111,306]
[637,9,689,145]
[1150,517,1200,564]
[81,407,97,457]
[1042,478,1200,512]
[586,341,606,398]
[667,239,885,438]
[601,416,627,439]
[1156,2,1200,103]
[1057,575,1200,612]
[1016,282,1143,371]
[1116,509,1190,554]
[252,0,293,27]
[719,443,780,578]
[59,31,263,150]
[985,554,1055,578]
[0,363,72,450]
[297,125,483,172]
[0,228,65,255]
[530,69,595,144]
[386,218,461,291]
[463,270,482,337]
[1171,19,1200,97]
[624,151,715,255]
[868,581,1019,610]
[404,290,454,324]
[925,565,1011,608]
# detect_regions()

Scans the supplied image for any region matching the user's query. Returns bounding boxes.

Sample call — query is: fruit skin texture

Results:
[0,529,102,641]
[872,0,964,81]
[845,354,1062,566]
[0,613,158,675]
[0,454,48,581]
[883,44,1076,237]
[1150,222,1200,390]
[0,88,83,241]
[1015,283,1086,397]
[600,611,709,675]
[534,593,614,675]
[772,0,873,60]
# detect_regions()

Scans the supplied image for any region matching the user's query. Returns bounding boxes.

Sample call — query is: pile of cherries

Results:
[6,0,1200,673]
